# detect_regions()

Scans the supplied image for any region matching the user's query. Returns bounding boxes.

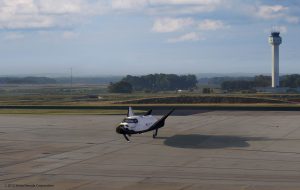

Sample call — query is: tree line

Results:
[0,77,56,84]
[221,74,300,91]
[108,74,198,93]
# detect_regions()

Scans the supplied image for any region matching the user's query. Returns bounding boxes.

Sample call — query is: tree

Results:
[121,74,198,91]
[202,88,212,94]
[281,74,300,88]
[254,75,271,87]
[221,80,255,91]
[108,81,133,93]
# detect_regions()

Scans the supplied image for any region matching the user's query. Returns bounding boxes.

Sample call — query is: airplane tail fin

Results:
[127,107,134,117]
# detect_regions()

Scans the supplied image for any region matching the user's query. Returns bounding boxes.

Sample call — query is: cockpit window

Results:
[123,119,138,123]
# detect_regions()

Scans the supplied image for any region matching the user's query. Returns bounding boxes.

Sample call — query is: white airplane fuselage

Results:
[119,115,158,133]
[116,107,174,141]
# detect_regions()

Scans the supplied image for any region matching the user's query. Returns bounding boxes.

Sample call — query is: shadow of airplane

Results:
[162,134,267,149]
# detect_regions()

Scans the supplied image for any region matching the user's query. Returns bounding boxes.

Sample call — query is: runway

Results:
[1,111,300,190]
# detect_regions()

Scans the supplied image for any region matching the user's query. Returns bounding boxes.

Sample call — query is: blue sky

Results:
[0,0,299,76]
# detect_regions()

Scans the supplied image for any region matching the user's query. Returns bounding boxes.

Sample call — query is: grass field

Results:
[0,109,127,115]
[0,109,147,115]
[1,84,300,114]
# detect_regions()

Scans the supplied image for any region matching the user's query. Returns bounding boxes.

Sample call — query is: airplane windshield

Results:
[123,119,138,123]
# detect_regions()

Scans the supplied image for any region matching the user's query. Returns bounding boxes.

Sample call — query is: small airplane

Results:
[116,107,175,142]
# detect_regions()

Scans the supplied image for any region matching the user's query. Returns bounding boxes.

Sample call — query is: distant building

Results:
[268,31,282,88]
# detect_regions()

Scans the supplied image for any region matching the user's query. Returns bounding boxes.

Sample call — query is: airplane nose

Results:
[116,125,125,134]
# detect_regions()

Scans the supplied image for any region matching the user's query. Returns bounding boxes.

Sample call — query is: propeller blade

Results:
[123,134,130,142]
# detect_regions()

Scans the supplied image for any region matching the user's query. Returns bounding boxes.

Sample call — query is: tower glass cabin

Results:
[268,32,282,88]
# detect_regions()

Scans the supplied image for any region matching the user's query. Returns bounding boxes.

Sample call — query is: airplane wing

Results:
[144,109,152,116]
[146,108,175,132]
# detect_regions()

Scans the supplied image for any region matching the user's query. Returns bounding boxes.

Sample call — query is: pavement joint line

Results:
[43,163,300,173]
[42,139,148,176]
[281,124,300,139]
[0,139,120,144]
[68,180,95,190]
[227,148,300,154]
[23,127,118,131]
[0,174,34,182]
[256,117,300,151]
[137,176,162,185]
[99,150,300,163]
[191,155,300,163]
[0,140,126,183]
[0,143,93,171]
[177,115,213,127]
[185,115,229,127]
[180,116,233,133]
[4,173,300,184]
[178,184,194,190]
[0,150,32,155]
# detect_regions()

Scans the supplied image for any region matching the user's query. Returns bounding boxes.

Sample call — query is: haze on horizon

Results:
[0,0,299,76]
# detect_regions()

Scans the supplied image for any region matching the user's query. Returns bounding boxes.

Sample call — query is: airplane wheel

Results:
[153,134,156,139]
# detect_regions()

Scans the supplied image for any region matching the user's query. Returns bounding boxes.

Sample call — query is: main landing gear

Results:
[153,129,158,138]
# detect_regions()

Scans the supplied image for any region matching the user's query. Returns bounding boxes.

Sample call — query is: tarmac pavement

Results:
[0,111,300,190]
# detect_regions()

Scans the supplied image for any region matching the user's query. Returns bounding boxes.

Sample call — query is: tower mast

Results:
[268,31,282,88]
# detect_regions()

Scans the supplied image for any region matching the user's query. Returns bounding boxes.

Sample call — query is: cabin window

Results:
[123,119,138,123]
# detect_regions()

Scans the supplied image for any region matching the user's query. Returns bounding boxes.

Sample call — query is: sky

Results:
[0,0,300,76]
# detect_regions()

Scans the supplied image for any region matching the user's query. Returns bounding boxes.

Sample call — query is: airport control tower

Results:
[269,31,282,88]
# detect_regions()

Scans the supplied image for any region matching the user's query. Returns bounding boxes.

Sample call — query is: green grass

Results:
[0,109,143,115]
[1,104,300,115]
[1,84,300,110]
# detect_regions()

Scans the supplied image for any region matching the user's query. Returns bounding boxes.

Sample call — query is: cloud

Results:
[152,18,228,42]
[0,0,298,35]
[149,0,224,13]
[111,0,147,10]
[269,25,287,34]
[149,0,223,5]
[62,31,78,39]
[111,0,225,14]
[111,0,224,8]
[167,32,202,43]
[253,4,299,23]
[285,16,299,24]
[278,25,287,33]
[148,5,217,15]
[0,0,107,30]
[3,32,24,40]
[152,17,194,33]
[197,19,228,30]
[152,17,228,43]
[256,5,288,19]
[37,0,84,14]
